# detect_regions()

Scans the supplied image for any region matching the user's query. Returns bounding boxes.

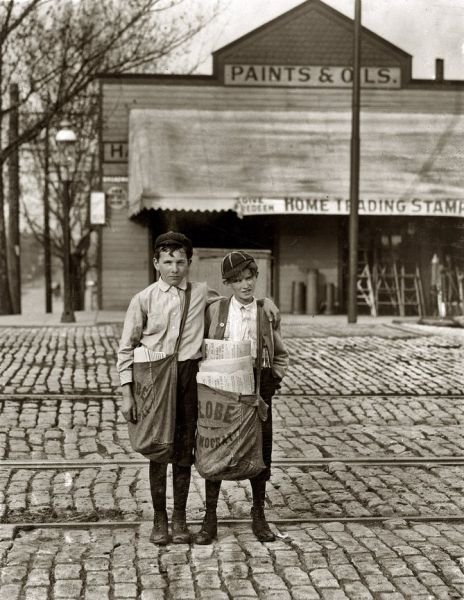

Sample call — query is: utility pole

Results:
[347,0,362,323]
[8,83,21,314]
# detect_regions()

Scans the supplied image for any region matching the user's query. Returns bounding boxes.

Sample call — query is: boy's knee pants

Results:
[172,359,199,466]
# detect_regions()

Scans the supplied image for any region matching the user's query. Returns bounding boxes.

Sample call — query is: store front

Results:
[343,216,464,316]
[99,0,464,314]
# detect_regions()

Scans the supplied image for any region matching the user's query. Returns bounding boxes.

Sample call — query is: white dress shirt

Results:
[117,278,221,385]
[224,296,258,358]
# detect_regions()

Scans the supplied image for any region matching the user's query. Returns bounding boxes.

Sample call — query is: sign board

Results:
[103,141,128,162]
[236,197,464,218]
[90,191,106,225]
[225,65,401,88]
[106,186,128,210]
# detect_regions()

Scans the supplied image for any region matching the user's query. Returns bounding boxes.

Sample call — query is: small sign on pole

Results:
[90,191,106,225]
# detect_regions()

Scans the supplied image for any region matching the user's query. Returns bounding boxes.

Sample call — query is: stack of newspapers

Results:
[196,339,254,394]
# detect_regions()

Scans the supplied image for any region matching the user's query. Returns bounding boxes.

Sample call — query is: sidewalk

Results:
[1,306,463,343]
[0,308,126,327]
[4,282,462,333]
[0,308,417,334]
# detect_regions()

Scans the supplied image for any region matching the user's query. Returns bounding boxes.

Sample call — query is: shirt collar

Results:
[158,277,188,292]
[231,295,256,311]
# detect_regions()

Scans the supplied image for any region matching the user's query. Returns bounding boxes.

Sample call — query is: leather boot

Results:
[193,512,218,545]
[251,506,275,542]
[150,510,169,545]
[194,480,221,544]
[171,509,191,544]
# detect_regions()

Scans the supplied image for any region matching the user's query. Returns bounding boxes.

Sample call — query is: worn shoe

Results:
[171,510,191,544]
[251,506,275,542]
[193,513,218,545]
[150,510,169,545]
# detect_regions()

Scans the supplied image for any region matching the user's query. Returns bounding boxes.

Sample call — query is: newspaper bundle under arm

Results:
[197,340,254,394]
[134,346,166,362]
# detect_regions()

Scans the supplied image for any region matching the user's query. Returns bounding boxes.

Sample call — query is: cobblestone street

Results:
[4,463,464,524]
[1,325,464,396]
[1,316,464,599]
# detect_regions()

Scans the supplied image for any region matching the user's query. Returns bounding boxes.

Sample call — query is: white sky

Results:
[188,0,464,80]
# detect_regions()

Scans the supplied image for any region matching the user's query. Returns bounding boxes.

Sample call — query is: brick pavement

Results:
[1,320,464,598]
[1,326,464,396]
[285,337,464,395]
[3,394,464,461]
[0,326,119,395]
[3,463,464,524]
[2,521,464,599]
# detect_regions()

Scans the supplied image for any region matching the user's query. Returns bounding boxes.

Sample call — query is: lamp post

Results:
[55,121,76,323]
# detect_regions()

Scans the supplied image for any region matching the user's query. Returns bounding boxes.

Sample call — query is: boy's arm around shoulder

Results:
[205,284,226,306]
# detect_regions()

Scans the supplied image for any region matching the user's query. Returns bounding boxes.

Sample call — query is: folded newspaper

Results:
[202,339,251,360]
[197,339,255,394]
[199,356,252,374]
[134,346,166,362]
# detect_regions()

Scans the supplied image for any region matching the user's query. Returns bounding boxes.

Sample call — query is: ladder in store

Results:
[356,254,376,316]
[398,263,425,317]
[356,257,425,317]
[375,262,401,315]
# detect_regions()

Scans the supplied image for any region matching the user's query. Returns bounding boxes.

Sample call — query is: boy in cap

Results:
[117,233,279,545]
[195,250,288,544]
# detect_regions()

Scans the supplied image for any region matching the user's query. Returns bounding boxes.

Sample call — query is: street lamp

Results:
[55,120,77,323]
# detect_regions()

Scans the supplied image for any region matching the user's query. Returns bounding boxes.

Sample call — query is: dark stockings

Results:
[172,464,191,514]
[149,461,167,513]
[250,473,267,508]
[204,479,222,514]
[149,462,193,515]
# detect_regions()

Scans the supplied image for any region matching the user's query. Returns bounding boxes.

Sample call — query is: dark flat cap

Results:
[221,250,256,280]
[154,231,192,254]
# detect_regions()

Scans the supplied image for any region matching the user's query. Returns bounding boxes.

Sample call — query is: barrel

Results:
[291,281,306,314]
[306,269,318,315]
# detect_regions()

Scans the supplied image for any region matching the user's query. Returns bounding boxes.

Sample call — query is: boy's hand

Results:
[121,384,137,423]
[262,297,281,325]
[273,377,282,391]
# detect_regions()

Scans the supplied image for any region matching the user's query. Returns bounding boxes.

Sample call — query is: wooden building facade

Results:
[99,0,464,315]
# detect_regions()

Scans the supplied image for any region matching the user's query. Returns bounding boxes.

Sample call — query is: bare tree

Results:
[1,0,219,313]
[22,90,100,309]
[0,0,43,313]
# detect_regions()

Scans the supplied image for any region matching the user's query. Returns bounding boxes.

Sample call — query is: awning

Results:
[128,108,464,217]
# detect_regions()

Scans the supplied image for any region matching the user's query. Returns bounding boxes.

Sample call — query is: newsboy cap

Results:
[221,250,256,280]
[154,231,192,254]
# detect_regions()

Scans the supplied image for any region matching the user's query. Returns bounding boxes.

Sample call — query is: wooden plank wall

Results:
[102,83,464,144]
[101,209,150,309]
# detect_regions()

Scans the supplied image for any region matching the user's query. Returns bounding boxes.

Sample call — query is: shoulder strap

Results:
[174,283,191,354]
[213,297,231,339]
[255,301,264,396]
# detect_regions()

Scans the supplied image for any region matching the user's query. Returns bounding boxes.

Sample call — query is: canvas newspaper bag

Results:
[128,283,191,461]
[195,299,268,480]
